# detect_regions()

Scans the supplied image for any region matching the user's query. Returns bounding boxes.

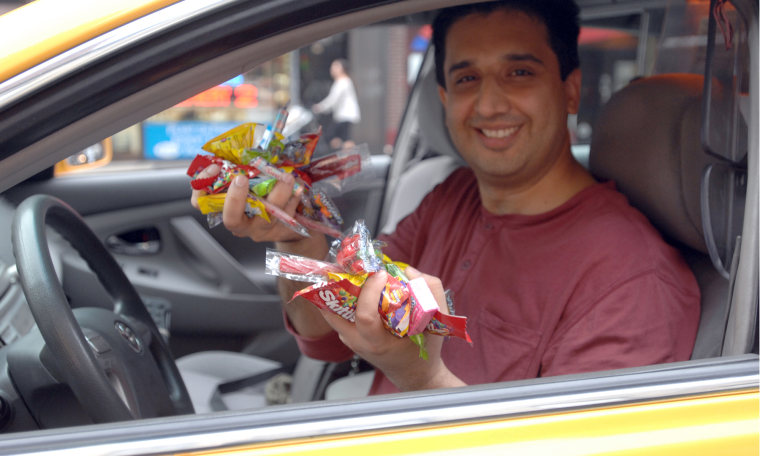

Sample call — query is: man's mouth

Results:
[479,126,518,138]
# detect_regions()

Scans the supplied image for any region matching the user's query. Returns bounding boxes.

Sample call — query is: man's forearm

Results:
[274,233,333,338]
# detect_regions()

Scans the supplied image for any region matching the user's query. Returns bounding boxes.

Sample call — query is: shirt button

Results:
[484,222,494,230]
[462,260,472,270]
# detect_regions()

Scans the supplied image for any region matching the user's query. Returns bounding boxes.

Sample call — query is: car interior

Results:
[0,0,756,437]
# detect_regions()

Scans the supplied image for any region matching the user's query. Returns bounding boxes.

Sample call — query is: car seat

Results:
[380,59,465,234]
[588,73,734,359]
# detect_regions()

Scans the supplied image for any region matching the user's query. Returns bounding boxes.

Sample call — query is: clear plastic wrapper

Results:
[332,220,383,274]
[304,144,372,196]
[265,249,343,282]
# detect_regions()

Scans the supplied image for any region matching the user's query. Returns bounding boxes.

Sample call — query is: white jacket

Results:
[313,77,360,123]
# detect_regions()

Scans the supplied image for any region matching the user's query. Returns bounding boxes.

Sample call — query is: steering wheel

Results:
[10,195,194,424]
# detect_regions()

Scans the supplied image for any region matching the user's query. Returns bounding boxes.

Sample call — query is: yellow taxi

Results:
[0,0,757,454]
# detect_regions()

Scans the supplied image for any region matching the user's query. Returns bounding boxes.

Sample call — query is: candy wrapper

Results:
[265,249,343,283]
[265,220,471,359]
[187,110,371,238]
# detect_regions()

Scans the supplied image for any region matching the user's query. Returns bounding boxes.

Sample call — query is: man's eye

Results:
[455,75,477,84]
[511,69,533,77]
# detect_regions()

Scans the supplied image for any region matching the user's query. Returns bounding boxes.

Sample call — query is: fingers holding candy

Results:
[187,115,368,240]
[221,174,254,237]
[354,271,390,335]
[404,266,448,314]
[320,270,412,359]
[190,164,220,209]
[221,173,306,242]
[263,220,471,390]
[321,269,451,392]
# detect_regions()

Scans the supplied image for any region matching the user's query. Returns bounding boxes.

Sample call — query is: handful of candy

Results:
[266,220,471,359]
[187,108,370,238]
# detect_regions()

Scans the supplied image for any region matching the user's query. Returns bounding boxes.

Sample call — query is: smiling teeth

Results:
[481,127,517,138]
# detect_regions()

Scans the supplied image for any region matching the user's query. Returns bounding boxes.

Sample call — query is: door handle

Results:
[106,227,161,255]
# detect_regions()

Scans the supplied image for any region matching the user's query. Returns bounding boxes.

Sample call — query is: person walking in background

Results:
[312,58,361,150]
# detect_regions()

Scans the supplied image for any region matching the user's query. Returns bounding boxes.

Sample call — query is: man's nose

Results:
[475,76,511,117]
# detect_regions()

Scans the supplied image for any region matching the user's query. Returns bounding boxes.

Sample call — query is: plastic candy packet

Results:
[188,111,370,238]
[331,220,383,274]
[265,220,471,359]
[302,144,371,196]
[265,249,343,283]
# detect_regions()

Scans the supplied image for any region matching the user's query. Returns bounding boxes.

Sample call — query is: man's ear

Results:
[563,68,582,114]
[438,84,448,106]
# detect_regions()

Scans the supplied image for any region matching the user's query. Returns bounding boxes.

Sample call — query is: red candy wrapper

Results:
[335,233,382,275]
[295,278,364,322]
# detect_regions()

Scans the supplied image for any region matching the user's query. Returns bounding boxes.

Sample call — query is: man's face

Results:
[439,9,581,191]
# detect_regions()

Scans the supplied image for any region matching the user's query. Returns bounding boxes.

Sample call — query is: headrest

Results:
[416,63,465,163]
[589,74,719,253]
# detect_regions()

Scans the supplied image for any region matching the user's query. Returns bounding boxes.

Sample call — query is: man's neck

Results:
[477,152,597,216]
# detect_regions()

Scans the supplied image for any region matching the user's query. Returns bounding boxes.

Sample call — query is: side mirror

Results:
[54,138,113,175]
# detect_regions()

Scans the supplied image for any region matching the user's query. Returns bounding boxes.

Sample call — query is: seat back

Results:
[380,61,463,234]
[589,74,729,359]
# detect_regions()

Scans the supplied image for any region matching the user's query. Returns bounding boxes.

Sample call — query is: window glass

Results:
[653,0,711,76]
[702,0,749,163]
[572,15,642,147]
[56,21,430,175]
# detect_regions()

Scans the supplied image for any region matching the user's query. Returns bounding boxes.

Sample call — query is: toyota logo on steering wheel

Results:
[115,321,143,354]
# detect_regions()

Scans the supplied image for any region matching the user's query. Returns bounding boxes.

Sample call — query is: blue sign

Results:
[143,121,240,160]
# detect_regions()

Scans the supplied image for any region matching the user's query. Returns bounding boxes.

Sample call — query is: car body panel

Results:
[0,0,181,82]
[0,356,756,455]
[186,392,759,456]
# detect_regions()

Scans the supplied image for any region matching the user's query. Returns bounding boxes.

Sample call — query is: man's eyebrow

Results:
[504,53,544,65]
[447,53,545,77]
[447,60,472,76]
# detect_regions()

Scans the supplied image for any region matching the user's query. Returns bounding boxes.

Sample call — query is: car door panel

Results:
[3,155,389,359]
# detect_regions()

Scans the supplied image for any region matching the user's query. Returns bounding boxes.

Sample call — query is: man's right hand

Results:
[191,164,307,243]
[189,164,332,338]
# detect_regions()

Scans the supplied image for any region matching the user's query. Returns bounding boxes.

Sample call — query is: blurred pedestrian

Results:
[312,59,360,149]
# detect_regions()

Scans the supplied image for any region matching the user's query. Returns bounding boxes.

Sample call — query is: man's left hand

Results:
[320,267,465,391]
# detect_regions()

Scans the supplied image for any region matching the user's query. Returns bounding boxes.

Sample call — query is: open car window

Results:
[0,0,756,453]
[53,19,431,175]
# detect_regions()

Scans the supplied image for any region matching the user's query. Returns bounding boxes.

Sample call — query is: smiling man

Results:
[191,0,701,396]
[436,5,595,215]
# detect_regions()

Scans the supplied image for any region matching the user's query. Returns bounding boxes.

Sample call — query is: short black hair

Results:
[432,0,580,88]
